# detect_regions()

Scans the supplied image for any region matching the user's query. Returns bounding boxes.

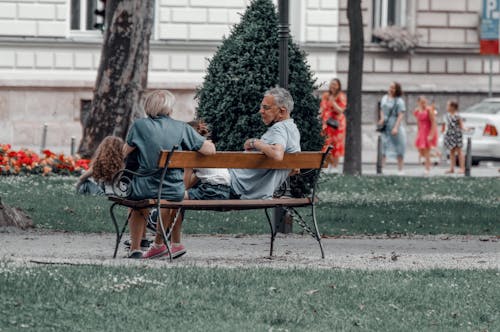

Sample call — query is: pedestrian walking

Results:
[319,78,346,173]
[378,82,407,174]
[443,100,466,174]
[413,96,438,175]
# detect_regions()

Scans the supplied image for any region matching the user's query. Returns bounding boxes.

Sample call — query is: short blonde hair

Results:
[144,90,176,118]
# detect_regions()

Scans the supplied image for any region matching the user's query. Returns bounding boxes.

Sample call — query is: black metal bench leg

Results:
[264,208,276,257]
[110,203,121,258]
[311,204,325,259]
[110,204,131,259]
[157,208,172,262]
[288,206,325,259]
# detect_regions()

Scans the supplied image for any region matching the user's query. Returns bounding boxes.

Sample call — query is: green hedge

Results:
[196,0,322,152]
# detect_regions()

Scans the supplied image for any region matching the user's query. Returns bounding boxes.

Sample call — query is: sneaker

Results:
[169,244,187,259]
[127,250,143,259]
[124,238,152,250]
[143,243,169,259]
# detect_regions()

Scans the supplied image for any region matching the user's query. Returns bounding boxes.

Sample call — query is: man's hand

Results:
[391,127,398,136]
[245,138,285,161]
[289,168,300,176]
[244,138,257,151]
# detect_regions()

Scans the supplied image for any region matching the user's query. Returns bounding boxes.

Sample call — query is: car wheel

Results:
[471,158,480,166]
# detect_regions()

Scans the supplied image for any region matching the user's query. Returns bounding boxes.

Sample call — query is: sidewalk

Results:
[1,231,498,270]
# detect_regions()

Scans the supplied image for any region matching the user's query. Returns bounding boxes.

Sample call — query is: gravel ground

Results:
[1,229,498,270]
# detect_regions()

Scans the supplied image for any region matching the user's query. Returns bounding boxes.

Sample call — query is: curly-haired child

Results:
[76,136,124,195]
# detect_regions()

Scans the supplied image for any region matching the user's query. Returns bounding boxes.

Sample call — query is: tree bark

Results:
[344,0,364,175]
[78,0,154,158]
[0,197,33,229]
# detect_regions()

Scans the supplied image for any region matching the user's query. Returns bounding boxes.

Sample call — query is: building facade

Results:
[0,0,495,153]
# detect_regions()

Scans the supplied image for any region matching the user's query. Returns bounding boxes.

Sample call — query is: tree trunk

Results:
[343,0,364,175]
[78,0,154,158]
[0,197,33,229]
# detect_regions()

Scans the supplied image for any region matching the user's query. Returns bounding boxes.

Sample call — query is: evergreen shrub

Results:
[196,0,322,152]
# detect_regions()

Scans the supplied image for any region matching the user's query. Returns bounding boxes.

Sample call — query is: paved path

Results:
[337,149,500,177]
[1,231,498,270]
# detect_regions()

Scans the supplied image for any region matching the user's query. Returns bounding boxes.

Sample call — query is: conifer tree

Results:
[196,0,322,152]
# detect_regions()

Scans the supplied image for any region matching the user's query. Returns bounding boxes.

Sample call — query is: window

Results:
[80,100,92,127]
[70,0,105,32]
[372,0,407,29]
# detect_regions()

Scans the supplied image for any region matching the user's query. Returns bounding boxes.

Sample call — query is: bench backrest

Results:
[157,151,327,169]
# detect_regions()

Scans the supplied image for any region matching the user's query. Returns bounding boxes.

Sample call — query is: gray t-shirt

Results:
[229,119,301,199]
[126,115,205,201]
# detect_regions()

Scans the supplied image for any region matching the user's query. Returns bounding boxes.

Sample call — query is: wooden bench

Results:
[108,146,331,260]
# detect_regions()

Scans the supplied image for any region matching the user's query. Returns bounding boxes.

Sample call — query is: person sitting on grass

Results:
[76,136,124,195]
[123,90,216,259]
[229,87,301,199]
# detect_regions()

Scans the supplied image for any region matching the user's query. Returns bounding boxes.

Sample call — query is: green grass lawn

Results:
[0,175,499,235]
[0,263,498,331]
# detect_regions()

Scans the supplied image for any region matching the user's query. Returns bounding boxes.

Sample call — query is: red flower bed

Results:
[0,144,90,176]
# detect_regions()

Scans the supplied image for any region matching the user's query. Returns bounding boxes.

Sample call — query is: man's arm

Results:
[198,140,216,155]
[244,138,285,161]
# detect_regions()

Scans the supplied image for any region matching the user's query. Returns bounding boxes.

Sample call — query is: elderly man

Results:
[229,87,301,199]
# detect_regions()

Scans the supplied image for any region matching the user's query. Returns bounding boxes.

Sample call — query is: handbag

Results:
[376,123,386,132]
[326,117,339,129]
[376,98,398,132]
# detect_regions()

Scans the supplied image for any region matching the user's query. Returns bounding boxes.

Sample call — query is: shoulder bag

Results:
[376,98,399,132]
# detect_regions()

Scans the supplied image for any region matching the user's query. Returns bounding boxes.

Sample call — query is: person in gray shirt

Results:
[229,87,301,199]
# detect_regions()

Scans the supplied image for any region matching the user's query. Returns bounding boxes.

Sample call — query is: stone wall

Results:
[0,0,67,38]
[0,0,342,151]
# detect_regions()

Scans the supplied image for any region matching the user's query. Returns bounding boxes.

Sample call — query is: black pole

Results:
[376,101,382,174]
[278,0,289,89]
[274,0,291,234]
[376,135,383,174]
[465,137,472,177]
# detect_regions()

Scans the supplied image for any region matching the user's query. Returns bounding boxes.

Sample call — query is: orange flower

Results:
[42,166,52,175]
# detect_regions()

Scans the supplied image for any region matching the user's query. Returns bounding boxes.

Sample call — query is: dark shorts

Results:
[187,183,230,200]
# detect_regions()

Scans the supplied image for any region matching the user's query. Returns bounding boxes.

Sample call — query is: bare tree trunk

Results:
[78,0,154,158]
[0,197,33,229]
[343,0,364,175]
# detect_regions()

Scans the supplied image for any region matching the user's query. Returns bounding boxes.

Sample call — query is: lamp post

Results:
[278,0,289,89]
[273,0,292,234]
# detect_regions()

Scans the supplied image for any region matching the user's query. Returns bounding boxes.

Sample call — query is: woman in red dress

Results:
[413,96,437,175]
[319,78,347,172]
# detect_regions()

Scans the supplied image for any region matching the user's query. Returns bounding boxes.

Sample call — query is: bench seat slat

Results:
[109,196,315,211]
[158,151,325,169]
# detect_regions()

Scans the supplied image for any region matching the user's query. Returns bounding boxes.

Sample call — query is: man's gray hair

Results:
[264,87,294,113]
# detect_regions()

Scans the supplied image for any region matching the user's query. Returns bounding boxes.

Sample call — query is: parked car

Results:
[438,98,500,165]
